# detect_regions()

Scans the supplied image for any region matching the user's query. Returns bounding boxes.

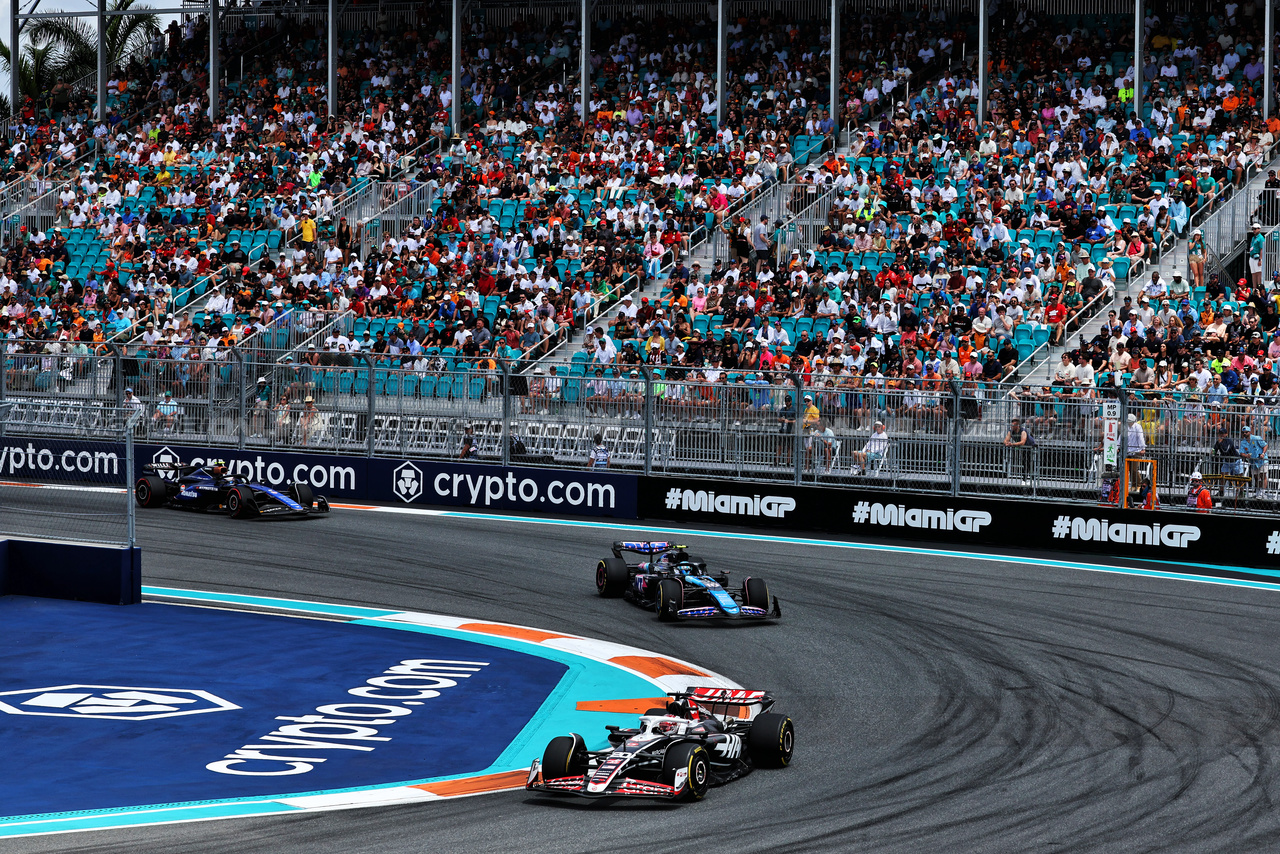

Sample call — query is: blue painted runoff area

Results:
[0,596,570,820]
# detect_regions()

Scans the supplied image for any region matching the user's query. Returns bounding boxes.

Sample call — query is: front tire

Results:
[747,712,795,768]
[742,577,770,610]
[541,734,588,779]
[134,474,167,508]
[662,742,710,801]
[226,487,256,519]
[657,579,683,621]
[596,557,629,598]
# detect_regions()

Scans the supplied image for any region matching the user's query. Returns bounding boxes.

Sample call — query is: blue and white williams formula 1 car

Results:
[134,459,330,519]
[595,541,780,621]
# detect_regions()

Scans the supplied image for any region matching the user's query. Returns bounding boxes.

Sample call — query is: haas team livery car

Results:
[526,687,794,802]
[595,541,781,621]
[134,459,330,519]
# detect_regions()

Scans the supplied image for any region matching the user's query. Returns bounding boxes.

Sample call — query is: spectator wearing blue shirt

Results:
[1238,426,1269,491]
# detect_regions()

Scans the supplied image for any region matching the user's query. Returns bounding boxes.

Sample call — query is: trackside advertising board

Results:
[135,443,637,517]
[638,475,1280,571]
[6,435,1280,570]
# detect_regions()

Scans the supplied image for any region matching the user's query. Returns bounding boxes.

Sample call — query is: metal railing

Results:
[6,351,1278,516]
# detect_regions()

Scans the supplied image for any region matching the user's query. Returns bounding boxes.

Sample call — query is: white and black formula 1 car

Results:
[134,459,330,519]
[595,541,781,621]
[527,687,793,802]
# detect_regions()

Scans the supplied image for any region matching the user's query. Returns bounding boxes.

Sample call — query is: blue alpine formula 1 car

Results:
[134,459,330,519]
[595,541,780,621]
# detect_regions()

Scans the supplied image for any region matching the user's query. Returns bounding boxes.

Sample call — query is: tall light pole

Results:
[716,0,726,129]
[1266,0,1274,121]
[97,0,107,121]
[209,0,219,120]
[9,0,18,116]
[327,0,336,119]
[1133,0,1142,121]
[451,0,461,134]
[977,0,987,125]
[580,0,591,127]
[830,0,840,135]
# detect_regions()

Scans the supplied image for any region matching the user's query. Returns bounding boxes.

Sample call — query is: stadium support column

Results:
[580,0,591,128]
[9,0,18,116]
[977,0,987,125]
[451,0,461,134]
[209,0,219,121]
[1266,0,1274,121]
[1133,0,1142,120]
[716,0,726,129]
[97,0,106,121]
[830,0,839,137]
[327,0,336,119]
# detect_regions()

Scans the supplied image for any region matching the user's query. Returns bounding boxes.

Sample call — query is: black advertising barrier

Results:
[132,442,638,518]
[4,432,1280,571]
[637,475,1280,572]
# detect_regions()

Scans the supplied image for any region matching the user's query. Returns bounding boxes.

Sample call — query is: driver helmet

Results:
[208,459,227,477]
[655,719,680,735]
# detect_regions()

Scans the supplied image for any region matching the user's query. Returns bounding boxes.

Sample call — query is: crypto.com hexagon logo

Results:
[152,446,181,466]
[393,461,423,502]
[0,686,240,721]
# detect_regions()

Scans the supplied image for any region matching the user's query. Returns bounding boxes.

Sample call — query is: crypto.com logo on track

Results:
[0,686,240,721]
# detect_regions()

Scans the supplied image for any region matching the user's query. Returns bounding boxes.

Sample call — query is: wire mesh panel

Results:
[0,405,137,546]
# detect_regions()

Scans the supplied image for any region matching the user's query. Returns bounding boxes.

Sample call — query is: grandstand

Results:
[3,0,1280,509]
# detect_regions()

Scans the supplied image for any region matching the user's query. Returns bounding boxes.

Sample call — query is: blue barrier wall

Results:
[0,540,141,605]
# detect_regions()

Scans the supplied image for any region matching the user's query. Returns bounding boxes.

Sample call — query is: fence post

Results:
[363,353,376,458]
[125,410,139,548]
[642,365,654,476]
[791,370,804,485]
[950,379,962,497]
[229,345,247,450]
[500,358,512,467]
[1117,388,1129,502]
[105,342,125,407]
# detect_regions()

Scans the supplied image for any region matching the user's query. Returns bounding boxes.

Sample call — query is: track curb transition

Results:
[0,587,740,839]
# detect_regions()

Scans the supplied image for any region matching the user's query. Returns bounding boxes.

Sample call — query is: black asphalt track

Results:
[9,502,1280,853]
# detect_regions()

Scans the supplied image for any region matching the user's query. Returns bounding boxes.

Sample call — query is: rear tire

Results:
[742,577,770,610]
[290,482,314,508]
[227,487,256,519]
[747,712,795,768]
[596,557,629,598]
[134,474,167,508]
[662,742,710,800]
[541,734,588,779]
[657,579,683,621]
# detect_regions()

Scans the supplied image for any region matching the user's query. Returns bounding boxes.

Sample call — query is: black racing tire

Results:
[226,487,257,519]
[290,482,314,508]
[541,734,588,779]
[657,579,684,621]
[134,474,167,508]
[662,742,710,801]
[596,557,629,598]
[742,577,770,610]
[747,712,795,768]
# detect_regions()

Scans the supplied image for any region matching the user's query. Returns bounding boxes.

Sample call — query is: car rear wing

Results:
[673,687,775,719]
[611,541,679,557]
